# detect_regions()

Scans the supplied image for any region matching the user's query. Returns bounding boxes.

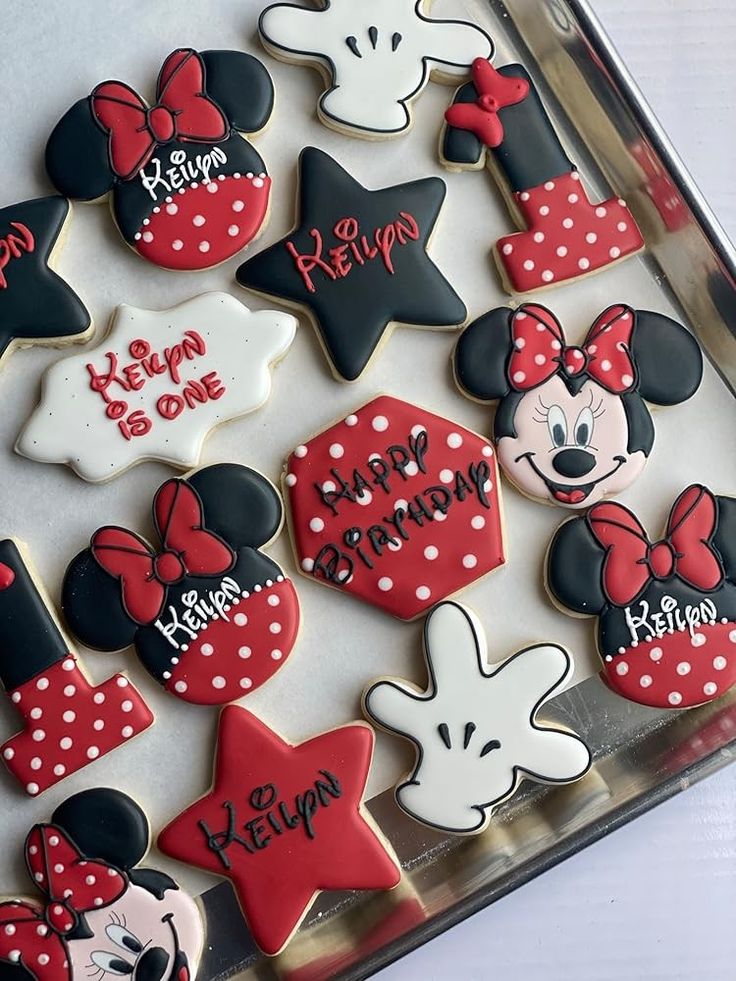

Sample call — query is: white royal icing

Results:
[259,0,493,136]
[17,292,296,482]
[364,601,591,834]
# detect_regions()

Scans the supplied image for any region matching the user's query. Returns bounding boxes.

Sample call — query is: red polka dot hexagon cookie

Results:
[284,396,506,620]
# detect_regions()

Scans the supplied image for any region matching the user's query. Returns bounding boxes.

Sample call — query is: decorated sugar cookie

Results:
[0,197,90,366]
[285,395,505,620]
[258,0,493,139]
[0,541,153,797]
[17,293,296,482]
[442,58,645,293]
[547,484,736,709]
[363,602,591,834]
[158,705,401,956]
[62,465,300,706]
[45,48,274,271]
[237,147,467,382]
[0,788,204,981]
[454,303,703,508]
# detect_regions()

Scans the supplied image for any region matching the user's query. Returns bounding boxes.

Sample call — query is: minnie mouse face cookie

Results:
[547,484,736,709]
[62,464,301,706]
[454,303,703,508]
[45,49,274,271]
[0,788,204,981]
[258,0,493,139]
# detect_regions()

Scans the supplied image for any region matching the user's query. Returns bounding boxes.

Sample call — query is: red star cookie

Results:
[157,706,401,955]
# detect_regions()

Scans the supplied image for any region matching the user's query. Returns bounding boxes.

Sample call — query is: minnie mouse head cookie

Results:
[363,601,591,834]
[45,48,274,271]
[547,484,736,709]
[0,788,204,981]
[0,197,90,368]
[62,464,301,706]
[454,303,703,508]
[258,0,493,139]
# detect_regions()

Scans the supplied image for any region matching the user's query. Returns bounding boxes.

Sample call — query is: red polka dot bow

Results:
[507,303,637,394]
[91,48,229,181]
[588,485,724,607]
[0,825,126,981]
[92,478,235,625]
[444,58,529,148]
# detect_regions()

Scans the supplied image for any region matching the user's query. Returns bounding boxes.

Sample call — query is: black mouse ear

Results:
[442,81,485,168]
[454,306,514,402]
[714,494,736,580]
[62,549,138,652]
[547,515,607,616]
[631,309,703,405]
[52,789,149,869]
[45,98,115,201]
[201,50,274,134]
[188,464,284,549]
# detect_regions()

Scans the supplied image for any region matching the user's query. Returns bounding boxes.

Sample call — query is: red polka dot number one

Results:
[0,542,153,796]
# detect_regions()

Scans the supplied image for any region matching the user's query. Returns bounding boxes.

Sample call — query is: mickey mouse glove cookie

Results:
[453,303,703,508]
[46,49,274,271]
[62,465,301,706]
[258,0,493,139]
[363,602,591,834]
[547,485,736,709]
[0,788,204,981]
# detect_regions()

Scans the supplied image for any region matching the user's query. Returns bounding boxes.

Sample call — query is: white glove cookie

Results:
[364,601,591,834]
[258,0,493,138]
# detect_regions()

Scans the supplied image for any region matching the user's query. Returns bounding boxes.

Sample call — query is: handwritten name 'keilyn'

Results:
[198,772,342,867]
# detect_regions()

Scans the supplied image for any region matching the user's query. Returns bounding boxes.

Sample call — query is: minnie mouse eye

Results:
[573,406,594,447]
[91,951,134,975]
[547,405,567,448]
[106,923,143,954]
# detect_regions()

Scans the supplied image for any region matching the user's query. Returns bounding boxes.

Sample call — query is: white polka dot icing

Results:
[286,395,506,620]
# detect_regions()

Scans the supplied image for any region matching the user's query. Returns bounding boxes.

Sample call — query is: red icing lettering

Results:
[157,393,185,420]
[0,221,35,289]
[286,213,420,293]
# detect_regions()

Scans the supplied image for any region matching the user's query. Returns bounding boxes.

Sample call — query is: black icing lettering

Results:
[409,429,429,474]
[315,470,355,515]
[278,800,301,830]
[267,811,284,836]
[453,470,471,502]
[313,544,355,583]
[250,784,277,810]
[383,507,409,541]
[387,444,411,478]
[315,769,342,804]
[425,486,452,515]
[406,496,433,526]
[351,468,372,498]
[296,789,319,839]
[344,527,373,569]
[367,456,391,493]
[469,461,492,508]
[366,524,399,556]
[245,817,272,851]
[199,802,253,868]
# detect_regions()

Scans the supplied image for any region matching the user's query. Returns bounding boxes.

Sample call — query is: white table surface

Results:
[379,1,736,978]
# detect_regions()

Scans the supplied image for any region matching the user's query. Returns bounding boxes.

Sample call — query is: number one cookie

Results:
[0,540,153,796]
[442,59,645,293]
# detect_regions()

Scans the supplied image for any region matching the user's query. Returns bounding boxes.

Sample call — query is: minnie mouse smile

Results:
[453,303,703,508]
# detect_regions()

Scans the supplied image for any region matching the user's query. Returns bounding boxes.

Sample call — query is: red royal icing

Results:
[1,657,154,797]
[604,621,736,709]
[0,563,15,590]
[496,172,644,292]
[286,396,505,620]
[163,577,300,705]
[135,174,271,271]
[444,58,530,149]
[157,706,400,956]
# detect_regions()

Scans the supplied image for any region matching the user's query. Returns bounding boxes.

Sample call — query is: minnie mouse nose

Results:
[135,947,169,981]
[552,448,596,478]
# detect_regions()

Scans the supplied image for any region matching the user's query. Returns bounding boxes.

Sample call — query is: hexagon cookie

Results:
[285,396,506,620]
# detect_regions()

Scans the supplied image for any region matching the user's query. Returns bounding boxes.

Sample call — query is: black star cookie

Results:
[0,196,90,367]
[236,147,467,382]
